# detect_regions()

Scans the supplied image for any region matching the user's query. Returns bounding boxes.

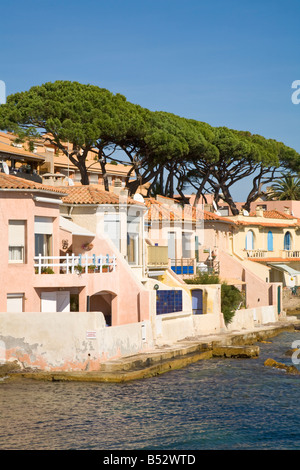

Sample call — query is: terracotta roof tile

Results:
[145,198,234,224]
[249,210,296,220]
[145,198,200,221]
[203,211,234,223]
[60,185,143,205]
[251,257,300,262]
[0,141,45,161]
[0,173,66,194]
[145,198,181,221]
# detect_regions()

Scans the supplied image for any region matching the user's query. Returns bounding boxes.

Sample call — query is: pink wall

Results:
[218,249,279,309]
[0,192,150,325]
[0,193,60,312]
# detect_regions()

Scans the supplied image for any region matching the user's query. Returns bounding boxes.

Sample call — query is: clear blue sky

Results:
[1,0,300,200]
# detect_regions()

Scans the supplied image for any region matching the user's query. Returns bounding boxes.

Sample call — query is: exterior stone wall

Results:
[0,311,154,371]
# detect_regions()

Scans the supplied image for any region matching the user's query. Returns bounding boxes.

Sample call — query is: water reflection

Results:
[1,332,300,450]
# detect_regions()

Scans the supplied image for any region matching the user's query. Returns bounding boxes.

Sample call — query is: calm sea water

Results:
[1,331,300,451]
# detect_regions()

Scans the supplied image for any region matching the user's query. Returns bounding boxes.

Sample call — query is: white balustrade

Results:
[34,253,117,274]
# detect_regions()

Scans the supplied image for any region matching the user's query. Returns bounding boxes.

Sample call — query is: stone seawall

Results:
[1,321,298,383]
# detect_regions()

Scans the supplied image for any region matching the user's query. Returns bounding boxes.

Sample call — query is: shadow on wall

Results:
[90,290,117,326]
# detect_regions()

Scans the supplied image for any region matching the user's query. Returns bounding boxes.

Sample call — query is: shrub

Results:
[221,283,243,325]
[185,272,221,285]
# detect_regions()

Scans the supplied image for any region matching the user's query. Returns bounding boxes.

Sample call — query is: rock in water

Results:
[264,358,300,375]
[212,345,259,358]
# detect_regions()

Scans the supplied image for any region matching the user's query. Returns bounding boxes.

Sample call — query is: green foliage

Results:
[267,172,300,200]
[0,81,139,185]
[0,80,299,202]
[40,267,54,274]
[221,283,244,325]
[185,272,220,284]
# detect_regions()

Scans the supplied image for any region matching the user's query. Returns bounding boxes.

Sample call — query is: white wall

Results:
[0,311,154,371]
[226,305,278,331]
[155,311,223,345]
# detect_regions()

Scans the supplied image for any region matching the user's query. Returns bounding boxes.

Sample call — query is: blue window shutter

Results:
[267,231,273,251]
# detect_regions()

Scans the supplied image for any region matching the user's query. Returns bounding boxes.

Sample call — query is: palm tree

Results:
[267,173,300,200]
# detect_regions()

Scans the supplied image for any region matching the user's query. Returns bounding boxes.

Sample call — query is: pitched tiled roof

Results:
[145,198,203,221]
[249,210,296,220]
[145,197,234,224]
[0,141,45,162]
[60,185,143,205]
[203,210,234,223]
[235,209,299,227]
[145,198,183,221]
[0,173,67,195]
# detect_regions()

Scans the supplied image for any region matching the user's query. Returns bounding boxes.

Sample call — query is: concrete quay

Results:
[2,319,299,384]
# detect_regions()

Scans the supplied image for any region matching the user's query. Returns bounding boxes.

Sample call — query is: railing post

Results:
[38,253,42,274]
[85,254,88,273]
[72,253,75,274]
[112,254,116,272]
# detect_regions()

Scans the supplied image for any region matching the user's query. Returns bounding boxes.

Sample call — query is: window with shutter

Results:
[8,220,26,263]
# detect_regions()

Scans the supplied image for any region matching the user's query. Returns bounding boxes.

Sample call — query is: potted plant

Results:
[102,264,109,273]
[74,264,84,274]
[41,267,55,274]
[88,264,96,273]
[82,243,94,251]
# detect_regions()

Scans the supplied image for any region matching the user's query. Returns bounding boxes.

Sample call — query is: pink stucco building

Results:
[0,174,150,326]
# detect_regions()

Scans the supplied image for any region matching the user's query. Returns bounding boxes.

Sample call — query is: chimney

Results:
[255,206,264,218]
[119,189,129,205]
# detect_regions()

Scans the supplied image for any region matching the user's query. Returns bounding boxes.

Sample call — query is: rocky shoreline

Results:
[1,320,299,383]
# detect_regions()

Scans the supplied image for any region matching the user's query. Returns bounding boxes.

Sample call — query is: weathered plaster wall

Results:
[155,311,224,345]
[0,311,154,371]
[226,305,278,331]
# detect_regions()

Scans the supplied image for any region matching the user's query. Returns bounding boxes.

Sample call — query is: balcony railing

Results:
[283,250,300,258]
[34,253,117,274]
[171,258,195,275]
[246,249,267,258]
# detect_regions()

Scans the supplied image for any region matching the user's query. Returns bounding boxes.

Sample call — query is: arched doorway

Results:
[90,291,117,326]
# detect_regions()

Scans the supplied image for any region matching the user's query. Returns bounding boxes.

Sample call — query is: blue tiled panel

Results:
[156,290,183,315]
[171,266,194,275]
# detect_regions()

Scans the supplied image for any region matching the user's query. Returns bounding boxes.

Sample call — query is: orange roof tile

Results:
[60,185,143,206]
[0,173,66,195]
[145,198,234,224]
[249,210,296,220]
[250,257,300,262]
[145,198,183,221]
[0,141,45,162]
[203,210,235,223]
[232,209,299,227]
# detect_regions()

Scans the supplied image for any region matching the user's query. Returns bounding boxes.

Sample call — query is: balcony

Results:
[170,258,196,276]
[245,249,300,260]
[147,245,169,268]
[283,250,300,259]
[34,253,117,274]
[246,249,267,258]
